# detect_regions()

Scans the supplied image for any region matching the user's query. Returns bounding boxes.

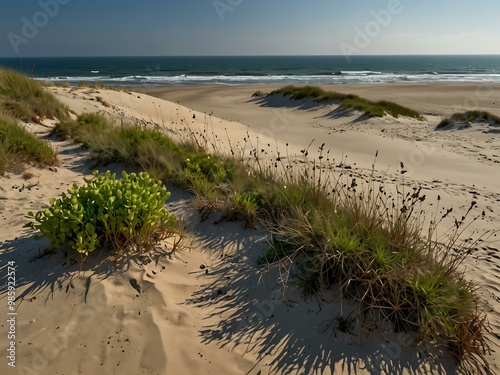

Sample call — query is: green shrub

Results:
[221,191,261,229]
[26,170,177,258]
[182,154,228,183]
[176,153,235,192]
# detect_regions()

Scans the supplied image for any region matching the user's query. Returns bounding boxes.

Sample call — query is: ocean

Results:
[1,55,500,86]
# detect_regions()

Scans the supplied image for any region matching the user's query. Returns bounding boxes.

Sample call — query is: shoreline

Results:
[133,82,500,118]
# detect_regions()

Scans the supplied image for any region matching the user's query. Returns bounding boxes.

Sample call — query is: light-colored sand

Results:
[1,83,499,374]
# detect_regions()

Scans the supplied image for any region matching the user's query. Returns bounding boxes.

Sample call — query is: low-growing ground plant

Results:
[26,170,179,259]
[256,238,298,265]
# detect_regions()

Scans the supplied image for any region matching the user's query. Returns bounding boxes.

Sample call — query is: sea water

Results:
[1,55,499,86]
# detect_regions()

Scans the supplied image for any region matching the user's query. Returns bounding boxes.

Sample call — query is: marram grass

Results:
[0,111,58,174]
[0,68,69,122]
[437,110,500,129]
[263,85,423,119]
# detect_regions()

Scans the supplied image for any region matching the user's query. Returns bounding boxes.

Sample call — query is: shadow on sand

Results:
[183,213,456,375]
[0,151,458,374]
[251,95,368,124]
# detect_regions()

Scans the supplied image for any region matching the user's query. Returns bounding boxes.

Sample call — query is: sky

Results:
[1,0,500,57]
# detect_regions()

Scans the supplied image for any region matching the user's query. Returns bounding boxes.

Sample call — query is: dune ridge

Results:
[0,82,499,374]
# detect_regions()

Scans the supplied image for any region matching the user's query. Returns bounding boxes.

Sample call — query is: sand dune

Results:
[1,83,499,374]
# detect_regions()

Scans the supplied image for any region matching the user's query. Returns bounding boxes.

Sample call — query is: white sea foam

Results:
[35,72,500,86]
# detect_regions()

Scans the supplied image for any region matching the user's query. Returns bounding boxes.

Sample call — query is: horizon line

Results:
[1,53,500,59]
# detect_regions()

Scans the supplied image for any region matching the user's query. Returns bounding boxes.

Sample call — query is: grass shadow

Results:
[251,95,367,124]
[0,225,176,306]
[183,216,456,375]
[252,95,333,112]
[320,106,368,123]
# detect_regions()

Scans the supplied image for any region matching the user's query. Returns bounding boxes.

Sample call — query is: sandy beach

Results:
[1,82,499,374]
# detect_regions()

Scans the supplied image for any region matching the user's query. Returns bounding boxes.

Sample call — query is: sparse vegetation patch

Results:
[259,85,423,119]
[0,112,58,174]
[0,68,69,122]
[437,110,500,130]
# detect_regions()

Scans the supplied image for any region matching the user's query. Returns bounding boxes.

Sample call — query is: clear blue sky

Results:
[1,0,499,57]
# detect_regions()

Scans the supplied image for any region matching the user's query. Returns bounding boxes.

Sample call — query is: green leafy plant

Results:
[26,170,178,258]
[182,154,228,183]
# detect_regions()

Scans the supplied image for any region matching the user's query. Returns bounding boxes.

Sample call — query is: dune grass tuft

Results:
[0,112,58,174]
[264,85,423,119]
[437,110,500,129]
[0,68,69,122]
